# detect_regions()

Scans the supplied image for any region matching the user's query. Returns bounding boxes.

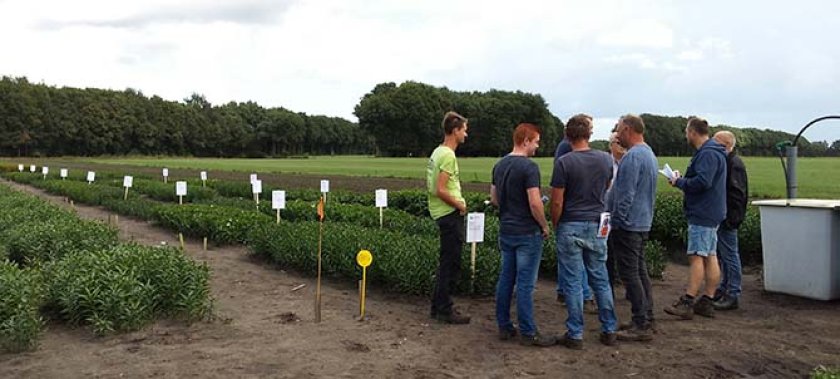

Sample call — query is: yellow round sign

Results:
[356,250,373,268]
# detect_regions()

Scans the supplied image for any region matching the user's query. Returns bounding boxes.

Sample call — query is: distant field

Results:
[4,155,839,199]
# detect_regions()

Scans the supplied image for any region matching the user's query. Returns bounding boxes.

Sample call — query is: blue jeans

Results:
[716,227,742,298]
[556,222,617,339]
[496,232,543,336]
[557,260,593,300]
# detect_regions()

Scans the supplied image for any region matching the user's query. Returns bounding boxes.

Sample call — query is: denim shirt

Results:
[609,143,658,232]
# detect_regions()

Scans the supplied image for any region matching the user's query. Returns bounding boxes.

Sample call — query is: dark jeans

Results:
[610,228,654,328]
[431,211,465,315]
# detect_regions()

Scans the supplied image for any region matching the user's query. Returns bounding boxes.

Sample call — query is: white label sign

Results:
[29,165,36,173]
[86,171,95,182]
[375,189,388,208]
[272,190,286,210]
[162,168,169,177]
[320,180,330,193]
[123,176,133,188]
[176,181,187,196]
[42,166,49,175]
[250,173,258,184]
[17,164,23,172]
[200,171,207,181]
[252,180,262,194]
[60,168,68,178]
[466,212,485,243]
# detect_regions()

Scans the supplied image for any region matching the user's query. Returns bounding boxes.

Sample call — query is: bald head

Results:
[713,131,736,153]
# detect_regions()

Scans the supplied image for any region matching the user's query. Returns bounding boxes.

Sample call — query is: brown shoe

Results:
[499,327,517,341]
[693,295,715,318]
[433,309,470,324]
[557,333,584,350]
[615,326,653,342]
[664,295,694,320]
[599,332,617,346]
[519,333,557,347]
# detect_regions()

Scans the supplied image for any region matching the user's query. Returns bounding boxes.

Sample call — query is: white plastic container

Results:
[753,199,840,300]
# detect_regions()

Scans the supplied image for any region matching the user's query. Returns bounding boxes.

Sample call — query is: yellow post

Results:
[356,250,373,320]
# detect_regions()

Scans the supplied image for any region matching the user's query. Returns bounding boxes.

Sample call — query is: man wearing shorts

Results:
[665,116,728,319]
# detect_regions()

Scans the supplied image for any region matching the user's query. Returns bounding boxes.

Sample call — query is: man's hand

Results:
[541,225,550,240]
[458,202,467,216]
[669,170,681,186]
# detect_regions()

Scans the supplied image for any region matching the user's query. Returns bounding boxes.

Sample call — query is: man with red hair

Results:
[491,123,555,346]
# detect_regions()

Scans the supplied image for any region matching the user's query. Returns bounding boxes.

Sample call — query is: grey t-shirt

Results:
[492,155,541,235]
[550,149,613,222]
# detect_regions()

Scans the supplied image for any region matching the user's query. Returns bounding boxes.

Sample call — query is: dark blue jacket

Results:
[675,139,727,227]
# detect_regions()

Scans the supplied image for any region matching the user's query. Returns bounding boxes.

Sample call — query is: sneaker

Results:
[519,333,557,347]
[712,289,724,302]
[499,327,518,341]
[713,295,739,311]
[693,295,715,318]
[664,295,695,320]
[599,332,617,346]
[584,299,598,314]
[557,333,584,350]
[433,309,471,324]
[615,326,653,342]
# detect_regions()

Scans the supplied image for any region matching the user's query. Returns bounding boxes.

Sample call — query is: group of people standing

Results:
[426,111,749,349]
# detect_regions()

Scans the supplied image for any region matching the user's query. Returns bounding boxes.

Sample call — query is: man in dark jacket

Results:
[711,131,748,310]
[665,116,728,319]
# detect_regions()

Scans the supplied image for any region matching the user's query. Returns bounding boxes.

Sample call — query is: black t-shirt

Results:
[492,155,541,235]
[550,149,613,222]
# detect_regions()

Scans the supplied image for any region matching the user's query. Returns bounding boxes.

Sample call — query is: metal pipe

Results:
[786,145,797,199]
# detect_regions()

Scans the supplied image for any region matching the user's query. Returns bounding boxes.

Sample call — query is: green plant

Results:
[4,218,120,265]
[0,260,43,352]
[644,239,667,279]
[812,366,840,379]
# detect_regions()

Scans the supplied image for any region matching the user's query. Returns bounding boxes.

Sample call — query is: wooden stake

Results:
[179,233,185,250]
[179,195,183,205]
[359,268,368,320]
[114,215,119,226]
[470,242,477,294]
[379,207,383,228]
[203,237,208,251]
[315,220,323,323]
[124,187,129,201]
[276,209,281,224]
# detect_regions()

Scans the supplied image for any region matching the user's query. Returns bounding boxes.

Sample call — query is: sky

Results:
[2,0,839,143]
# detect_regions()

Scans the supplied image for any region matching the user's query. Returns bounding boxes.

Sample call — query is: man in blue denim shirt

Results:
[550,114,618,349]
[491,123,555,347]
[665,116,727,320]
[609,114,658,342]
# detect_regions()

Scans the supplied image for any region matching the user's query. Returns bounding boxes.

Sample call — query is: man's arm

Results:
[437,171,466,214]
[527,187,549,238]
[675,152,716,193]
[490,184,499,207]
[613,154,639,225]
[550,186,565,228]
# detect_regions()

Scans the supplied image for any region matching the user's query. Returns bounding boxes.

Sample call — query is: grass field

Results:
[5,155,839,199]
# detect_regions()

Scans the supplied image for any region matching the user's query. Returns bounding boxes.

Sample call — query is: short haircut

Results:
[564,114,593,141]
[687,116,710,136]
[714,130,736,150]
[442,111,468,135]
[619,114,645,134]
[513,123,541,146]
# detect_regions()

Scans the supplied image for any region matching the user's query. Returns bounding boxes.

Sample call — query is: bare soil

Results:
[1,179,839,378]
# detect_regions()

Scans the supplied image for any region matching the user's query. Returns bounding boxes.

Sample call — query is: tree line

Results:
[2,76,838,157]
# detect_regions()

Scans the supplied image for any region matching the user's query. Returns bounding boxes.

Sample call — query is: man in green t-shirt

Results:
[426,111,470,324]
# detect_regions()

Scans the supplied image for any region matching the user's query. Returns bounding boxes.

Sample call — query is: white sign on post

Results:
[176,181,187,196]
[320,180,330,193]
[466,212,485,243]
[162,168,169,177]
[375,189,388,208]
[17,164,23,172]
[42,166,49,175]
[272,190,286,210]
[123,176,134,188]
[200,171,208,181]
[252,180,262,194]
[86,171,95,183]
[60,168,68,178]
[250,173,258,184]
[29,165,36,173]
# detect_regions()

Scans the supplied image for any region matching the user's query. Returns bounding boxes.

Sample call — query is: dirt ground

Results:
[1,179,839,379]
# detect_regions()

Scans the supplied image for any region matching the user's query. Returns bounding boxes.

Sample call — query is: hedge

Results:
[0,260,43,353]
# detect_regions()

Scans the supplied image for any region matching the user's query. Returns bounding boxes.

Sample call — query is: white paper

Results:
[466,212,485,243]
[250,173,258,184]
[60,168,68,178]
[176,181,187,196]
[375,189,388,208]
[162,168,169,177]
[200,171,207,181]
[272,190,286,210]
[598,212,611,239]
[320,180,330,193]
[86,171,95,182]
[29,165,36,173]
[123,176,133,188]
[17,164,23,172]
[252,180,262,194]
[659,163,676,180]
[41,166,49,175]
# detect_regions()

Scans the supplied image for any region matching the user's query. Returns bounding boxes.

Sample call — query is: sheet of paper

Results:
[272,190,286,210]
[60,168,68,178]
[375,189,387,208]
[659,163,676,180]
[320,180,330,193]
[200,171,207,181]
[176,181,187,196]
[87,171,95,182]
[598,212,611,238]
[162,168,169,177]
[123,176,133,188]
[466,212,485,243]
[252,180,262,194]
